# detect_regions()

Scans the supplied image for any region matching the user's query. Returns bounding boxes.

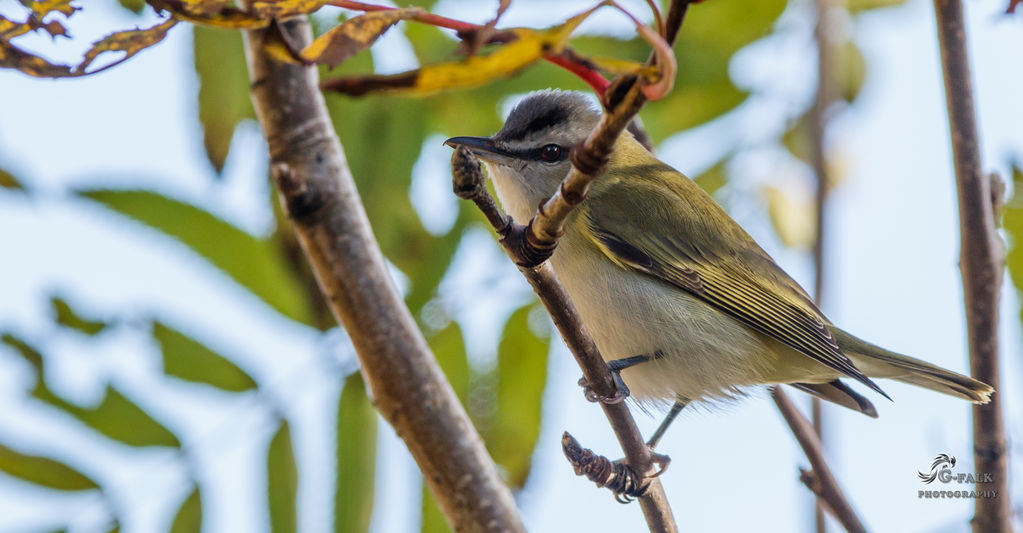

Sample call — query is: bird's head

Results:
[445,90,601,223]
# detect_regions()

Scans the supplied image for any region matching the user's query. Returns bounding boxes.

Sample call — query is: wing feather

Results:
[584,173,887,397]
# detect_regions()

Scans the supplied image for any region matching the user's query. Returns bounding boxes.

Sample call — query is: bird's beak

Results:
[444,136,519,167]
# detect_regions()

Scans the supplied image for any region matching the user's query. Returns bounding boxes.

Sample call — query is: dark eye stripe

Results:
[505,144,569,163]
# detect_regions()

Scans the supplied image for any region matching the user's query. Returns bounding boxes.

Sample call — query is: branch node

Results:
[450,146,485,200]
[603,74,640,111]
[561,432,649,504]
[567,145,607,186]
[272,161,325,222]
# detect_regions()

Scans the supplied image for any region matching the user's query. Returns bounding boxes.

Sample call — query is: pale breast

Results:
[550,230,780,405]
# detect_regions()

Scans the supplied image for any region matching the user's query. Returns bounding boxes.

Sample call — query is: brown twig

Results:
[562,432,651,504]
[240,14,524,533]
[808,0,832,530]
[452,147,677,533]
[772,387,868,533]
[519,0,688,262]
[932,1,1011,531]
[450,5,691,531]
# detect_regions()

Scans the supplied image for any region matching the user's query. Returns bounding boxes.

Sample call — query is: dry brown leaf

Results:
[146,0,267,28]
[18,0,79,19]
[1,14,69,40]
[300,8,422,68]
[0,39,72,76]
[249,0,327,18]
[78,18,178,73]
[324,5,598,96]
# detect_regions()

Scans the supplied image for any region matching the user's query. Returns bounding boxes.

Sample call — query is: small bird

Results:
[445,90,992,420]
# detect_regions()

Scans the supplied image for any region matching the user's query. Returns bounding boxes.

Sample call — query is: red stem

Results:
[326,0,610,96]
[326,0,481,32]
[544,52,611,95]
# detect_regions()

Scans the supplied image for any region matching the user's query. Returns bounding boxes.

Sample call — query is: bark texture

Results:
[242,16,524,533]
[932,1,1011,531]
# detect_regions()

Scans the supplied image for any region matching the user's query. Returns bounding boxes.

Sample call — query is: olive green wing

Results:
[583,175,887,397]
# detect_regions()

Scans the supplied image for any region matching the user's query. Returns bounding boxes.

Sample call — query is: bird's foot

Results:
[578,372,630,404]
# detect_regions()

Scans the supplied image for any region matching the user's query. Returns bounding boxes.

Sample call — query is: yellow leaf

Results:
[0,13,69,40]
[0,40,72,77]
[19,0,79,19]
[301,8,422,68]
[323,4,596,96]
[148,0,268,29]
[249,0,327,18]
[764,185,816,249]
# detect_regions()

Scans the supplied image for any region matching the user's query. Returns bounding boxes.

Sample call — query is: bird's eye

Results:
[540,144,564,162]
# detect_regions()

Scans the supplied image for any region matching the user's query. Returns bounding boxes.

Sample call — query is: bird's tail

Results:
[833,328,993,404]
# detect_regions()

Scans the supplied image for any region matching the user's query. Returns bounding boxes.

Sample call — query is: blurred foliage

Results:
[153,321,258,392]
[1003,163,1023,319]
[268,421,298,533]
[78,188,315,325]
[336,373,376,533]
[487,304,549,489]
[0,167,23,190]
[194,25,255,174]
[0,444,98,491]
[50,296,107,336]
[169,485,203,533]
[0,0,906,531]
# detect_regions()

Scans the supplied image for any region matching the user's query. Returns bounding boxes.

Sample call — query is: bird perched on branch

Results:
[445,90,992,422]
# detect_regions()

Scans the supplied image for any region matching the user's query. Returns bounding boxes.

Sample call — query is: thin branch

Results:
[240,14,524,532]
[772,388,868,533]
[519,0,687,260]
[932,1,1011,531]
[808,0,832,530]
[324,0,612,95]
[452,147,677,533]
[451,5,690,531]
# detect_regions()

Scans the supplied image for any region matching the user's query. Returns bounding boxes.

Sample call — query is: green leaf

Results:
[835,40,866,104]
[50,296,107,336]
[1,333,179,447]
[79,189,314,325]
[1003,164,1023,294]
[847,0,909,12]
[153,321,257,392]
[693,158,728,196]
[117,0,146,14]
[0,443,98,491]
[427,321,469,403]
[0,168,23,190]
[169,484,202,533]
[37,386,181,448]
[782,112,811,164]
[2,333,43,373]
[335,372,376,533]
[420,483,450,533]
[193,25,255,174]
[268,421,297,533]
[486,305,548,489]
[642,0,787,142]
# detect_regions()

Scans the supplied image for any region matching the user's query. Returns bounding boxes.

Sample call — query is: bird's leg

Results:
[578,350,665,404]
[646,397,688,450]
[640,397,688,477]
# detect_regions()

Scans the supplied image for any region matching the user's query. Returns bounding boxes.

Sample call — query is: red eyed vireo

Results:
[445,90,992,422]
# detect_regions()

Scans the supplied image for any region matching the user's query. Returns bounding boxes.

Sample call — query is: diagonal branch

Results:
[772,388,868,533]
[932,1,1011,531]
[452,147,677,533]
[240,14,524,533]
